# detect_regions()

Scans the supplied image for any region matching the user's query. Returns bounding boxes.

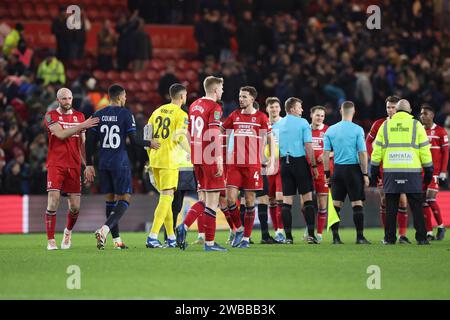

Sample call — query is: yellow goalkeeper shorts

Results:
[151,168,179,191]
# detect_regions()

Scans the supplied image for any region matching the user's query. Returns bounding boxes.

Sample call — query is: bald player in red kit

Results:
[366,96,411,243]
[44,88,99,250]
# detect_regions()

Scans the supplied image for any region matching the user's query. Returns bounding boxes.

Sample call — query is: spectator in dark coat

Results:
[236,10,261,59]
[131,18,153,72]
[97,20,116,71]
[116,11,139,71]
[4,160,22,195]
[158,64,180,103]
[194,10,224,60]
[51,7,70,60]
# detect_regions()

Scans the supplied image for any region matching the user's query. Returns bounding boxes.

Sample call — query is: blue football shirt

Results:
[323,120,366,165]
[275,114,312,157]
[90,106,136,170]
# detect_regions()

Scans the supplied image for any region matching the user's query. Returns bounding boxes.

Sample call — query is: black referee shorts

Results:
[256,173,269,197]
[177,170,197,191]
[280,156,313,196]
[331,164,365,202]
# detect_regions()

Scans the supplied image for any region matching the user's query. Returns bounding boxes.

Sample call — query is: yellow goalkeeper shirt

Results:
[147,103,189,169]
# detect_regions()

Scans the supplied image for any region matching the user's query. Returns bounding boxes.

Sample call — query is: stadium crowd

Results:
[0,0,449,195]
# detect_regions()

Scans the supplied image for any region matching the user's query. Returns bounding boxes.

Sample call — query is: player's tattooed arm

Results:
[130,130,158,149]
[143,124,160,149]
[49,116,99,140]
[80,132,87,166]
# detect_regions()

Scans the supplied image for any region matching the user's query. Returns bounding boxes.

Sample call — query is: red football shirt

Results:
[44,108,85,169]
[366,117,388,156]
[222,109,271,168]
[188,97,222,165]
[425,124,449,175]
[311,124,329,174]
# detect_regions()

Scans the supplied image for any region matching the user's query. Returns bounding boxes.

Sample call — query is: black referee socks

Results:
[257,203,269,239]
[303,201,316,237]
[281,203,293,239]
[331,206,341,239]
[352,205,365,239]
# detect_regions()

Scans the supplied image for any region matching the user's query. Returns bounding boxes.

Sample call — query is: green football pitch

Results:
[1,229,449,300]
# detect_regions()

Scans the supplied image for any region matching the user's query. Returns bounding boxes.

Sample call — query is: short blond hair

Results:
[203,76,224,94]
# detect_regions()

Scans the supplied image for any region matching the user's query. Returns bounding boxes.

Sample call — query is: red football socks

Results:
[276,202,284,229]
[183,201,205,228]
[45,210,56,240]
[229,203,242,229]
[428,200,443,225]
[317,208,327,234]
[397,207,408,236]
[269,204,278,230]
[66,210,79,231]
[203,207,216,242]
[243,206,256,238]
[423,205,433,233]
[222,207,235,230]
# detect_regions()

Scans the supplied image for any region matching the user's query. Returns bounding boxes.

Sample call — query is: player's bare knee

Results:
[258,195,269,205]
[269,197,276,206]
[351,200,363,207]
[47,191,60,211]
[301,192,313,202]
[105,193,115,202]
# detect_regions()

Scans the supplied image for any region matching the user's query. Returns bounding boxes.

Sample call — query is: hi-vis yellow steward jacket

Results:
[371,111,433,193]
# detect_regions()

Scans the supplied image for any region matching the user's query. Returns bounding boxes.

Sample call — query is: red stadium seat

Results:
[49,5,59,18]
[106,70,120,81]
[135,92,150,104]
[8,5,22,19]
[185,70,197,82]
[0,7,8,19]
[190,61,203,70]
[125,81,139,93]
[188,81,200,92]
[139,81,157,93]
[86,7,100,21]
[119,72,132,82]
[35,4,50,20]
[176,59,189,71]
[133,71,146,81]
[175,71,185,81]
[149,59,165,71]
[145,70,159,81]
[66,69,80,82]
[93,70,106,81]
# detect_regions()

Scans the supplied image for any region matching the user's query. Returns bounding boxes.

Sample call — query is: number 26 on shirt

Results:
[100,124,120,149]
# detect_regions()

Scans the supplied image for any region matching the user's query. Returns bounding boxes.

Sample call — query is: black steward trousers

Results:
[385,193,427,242]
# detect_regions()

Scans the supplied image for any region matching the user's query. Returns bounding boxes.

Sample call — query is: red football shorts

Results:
[425,175,439,192]
[267,172,282,197]
[194,164,226,192]
[47,166,81,194]
[226,166,263,191]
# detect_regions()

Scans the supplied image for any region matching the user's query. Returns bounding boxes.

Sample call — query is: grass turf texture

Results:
[1,228,449,300]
